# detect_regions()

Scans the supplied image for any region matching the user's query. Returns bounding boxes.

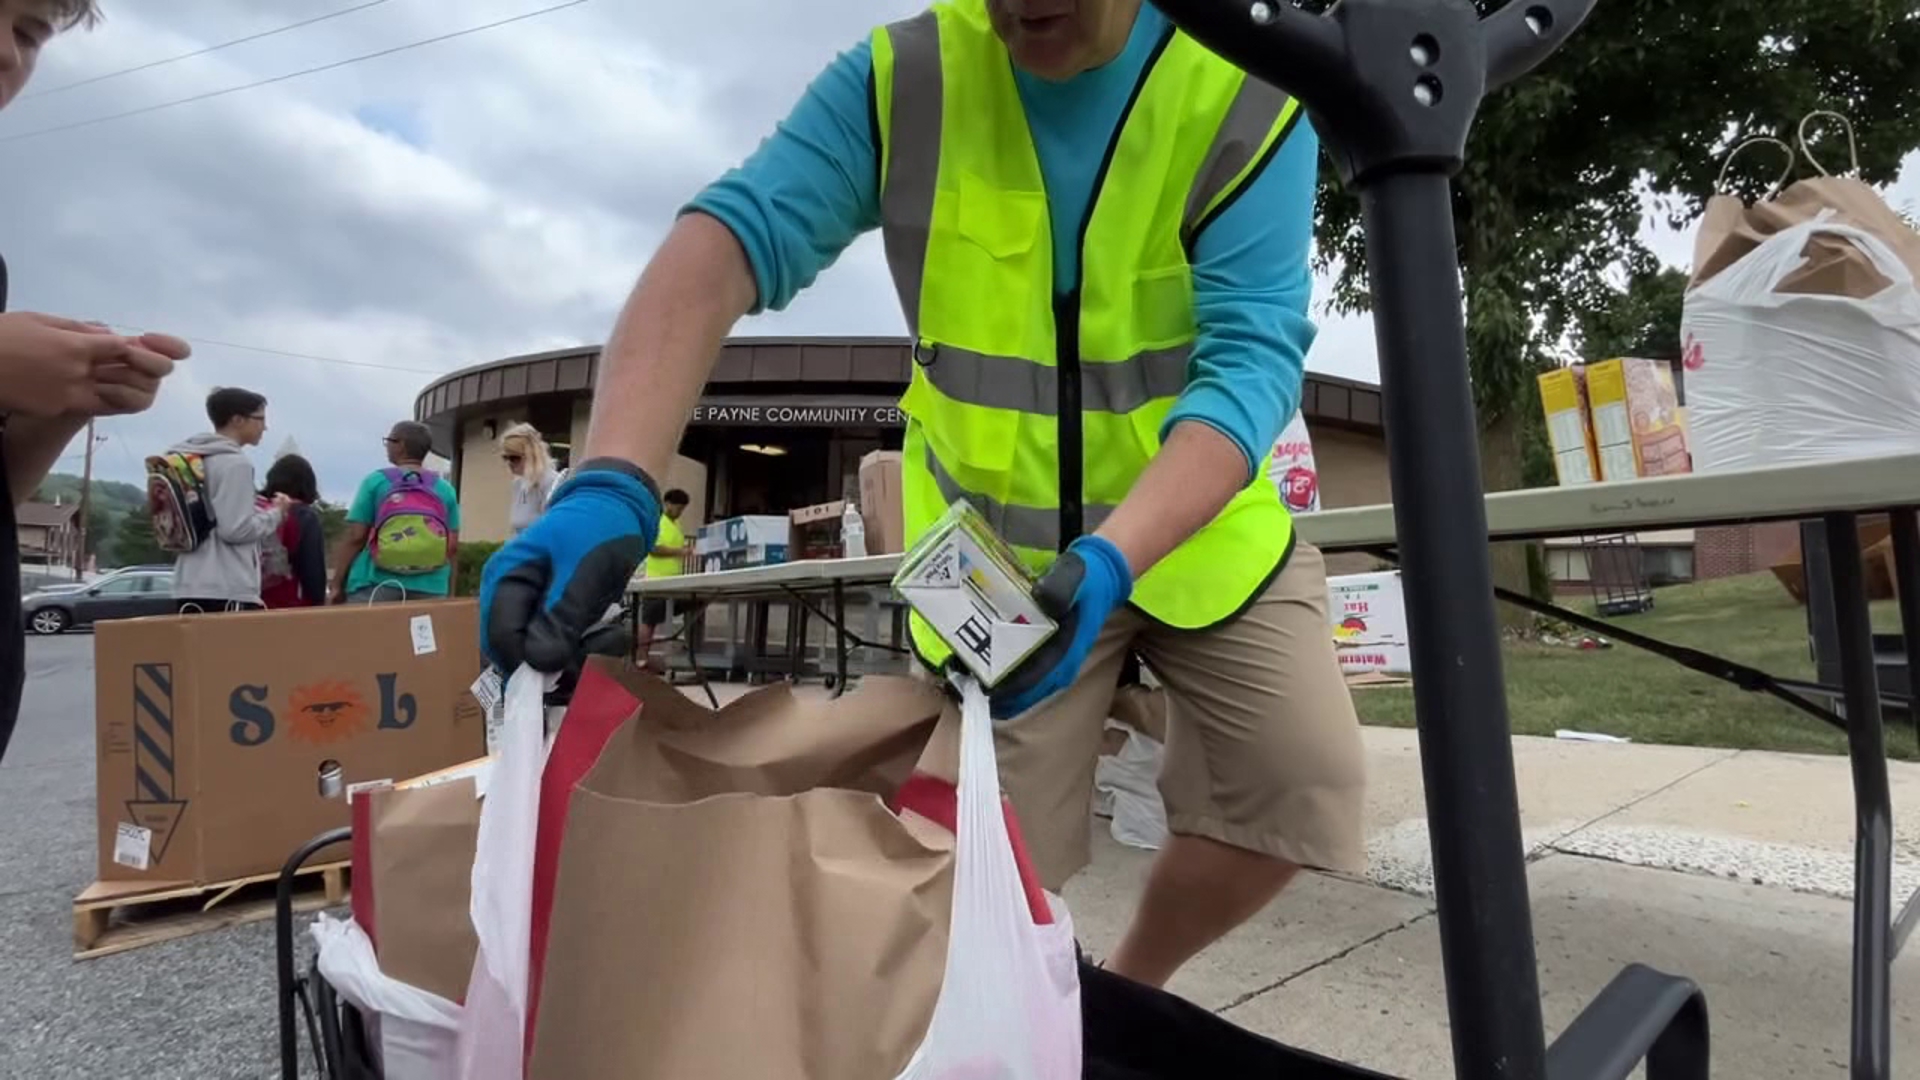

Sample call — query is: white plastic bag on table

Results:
[1682,210,1920,472]
[312,914,462,1080]
[455,667,548,1080]
[1094,725,1169,851]
[895,676,1082,1080]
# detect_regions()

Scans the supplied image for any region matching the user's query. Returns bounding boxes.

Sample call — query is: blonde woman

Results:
[501,423,563,539]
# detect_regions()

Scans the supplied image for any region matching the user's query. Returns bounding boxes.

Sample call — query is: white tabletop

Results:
[1302,451,1920,552]
[628,452,1920,598]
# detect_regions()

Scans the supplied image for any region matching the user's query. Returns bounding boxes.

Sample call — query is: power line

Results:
[20,0,396,101]
[103,323,446,375]
[0,0,591,145]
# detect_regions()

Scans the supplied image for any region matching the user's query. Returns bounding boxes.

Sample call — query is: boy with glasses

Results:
[169,387,289,613]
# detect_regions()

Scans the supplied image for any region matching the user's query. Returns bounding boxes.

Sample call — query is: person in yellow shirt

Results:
[635,488,691,673]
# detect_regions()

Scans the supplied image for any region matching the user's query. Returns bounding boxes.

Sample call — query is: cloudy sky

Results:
[6,0,1917,502]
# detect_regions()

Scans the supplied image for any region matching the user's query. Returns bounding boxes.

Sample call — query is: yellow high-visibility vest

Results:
[871,1,1301,670]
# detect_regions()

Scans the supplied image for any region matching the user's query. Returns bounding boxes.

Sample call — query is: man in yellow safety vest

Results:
[481,0,1366,987]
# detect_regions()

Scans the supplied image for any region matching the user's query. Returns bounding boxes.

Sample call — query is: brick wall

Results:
[1695,522,1801,580]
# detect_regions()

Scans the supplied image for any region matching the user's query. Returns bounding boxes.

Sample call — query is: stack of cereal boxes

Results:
[1537,358,1692,484]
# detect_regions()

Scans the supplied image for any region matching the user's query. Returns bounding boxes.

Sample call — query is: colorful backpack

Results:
[369,468,451,575]
[145,451,216,554]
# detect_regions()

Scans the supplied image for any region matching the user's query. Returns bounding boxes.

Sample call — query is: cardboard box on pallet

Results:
[93,599,488,887]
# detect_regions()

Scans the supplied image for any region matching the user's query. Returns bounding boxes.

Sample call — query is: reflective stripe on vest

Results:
[871,2,1302,671]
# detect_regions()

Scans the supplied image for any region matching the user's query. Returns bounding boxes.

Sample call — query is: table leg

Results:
[684,603,719,709]
[1892,510,1920,754]
[1824,511,1893,1080]
[830,579,849,700]
[788,601,807,684]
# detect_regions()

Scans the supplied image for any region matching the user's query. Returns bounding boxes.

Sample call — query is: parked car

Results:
[23,568,177,634]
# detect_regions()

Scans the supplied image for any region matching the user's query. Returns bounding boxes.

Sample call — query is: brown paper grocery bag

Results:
[366,778,482,1003]
[1692,116,1920,296]
[527,668,960,1080]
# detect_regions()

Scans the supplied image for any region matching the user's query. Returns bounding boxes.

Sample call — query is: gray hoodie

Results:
[168,433,283,604]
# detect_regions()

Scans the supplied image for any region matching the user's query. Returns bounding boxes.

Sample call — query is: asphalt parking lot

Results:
[3,634,282,1080]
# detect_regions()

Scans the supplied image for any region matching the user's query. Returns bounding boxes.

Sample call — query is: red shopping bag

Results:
[522,661,642,1059]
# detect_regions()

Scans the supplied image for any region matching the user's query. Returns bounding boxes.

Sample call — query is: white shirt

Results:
[507,468,562,538]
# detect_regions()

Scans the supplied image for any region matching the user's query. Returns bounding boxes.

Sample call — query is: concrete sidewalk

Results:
[1069,726,1920,1078]
[694,681,1920,1075]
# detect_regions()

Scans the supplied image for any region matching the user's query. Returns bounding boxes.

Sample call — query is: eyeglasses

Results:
[502,454,524,465]
[383,436,402,444]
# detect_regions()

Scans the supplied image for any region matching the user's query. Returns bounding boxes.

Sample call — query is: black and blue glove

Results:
[989,534,1133,720]
[480,458,660,674]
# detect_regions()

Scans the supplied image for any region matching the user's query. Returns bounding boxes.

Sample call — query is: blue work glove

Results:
[989,535,1133,720]
[480,458,659,674]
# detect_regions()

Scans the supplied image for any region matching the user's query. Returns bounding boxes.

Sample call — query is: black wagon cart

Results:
[274,0,1737,1077]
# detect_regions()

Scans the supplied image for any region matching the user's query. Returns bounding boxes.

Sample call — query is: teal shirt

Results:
[344,469,462,598]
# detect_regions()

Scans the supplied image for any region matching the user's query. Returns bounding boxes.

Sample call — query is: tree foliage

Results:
[113,509,171,568]
[1305,0,1920,428]
[1573,267,1689,363]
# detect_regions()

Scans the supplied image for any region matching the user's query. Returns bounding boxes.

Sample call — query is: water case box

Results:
[892,501,1058,687]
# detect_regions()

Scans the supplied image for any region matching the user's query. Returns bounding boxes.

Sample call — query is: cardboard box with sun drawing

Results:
[93,600,487,886]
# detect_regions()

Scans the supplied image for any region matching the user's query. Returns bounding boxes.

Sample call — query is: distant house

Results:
[17,501,80,571]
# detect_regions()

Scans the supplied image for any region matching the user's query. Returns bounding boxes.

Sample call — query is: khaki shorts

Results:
[993,542,1367,891]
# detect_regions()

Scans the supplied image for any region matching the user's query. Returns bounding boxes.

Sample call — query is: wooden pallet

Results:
[1344,671,1412,690]
[72,860,350,961]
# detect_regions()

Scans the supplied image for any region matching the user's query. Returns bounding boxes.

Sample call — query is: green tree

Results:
[1574,267,1690,363]
[316,501,349,546]
[85,506,115,565]
[113,509,171,568]
[1305,0,1920,612]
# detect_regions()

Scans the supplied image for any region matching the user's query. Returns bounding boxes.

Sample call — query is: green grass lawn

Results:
[1351,571,1914,759]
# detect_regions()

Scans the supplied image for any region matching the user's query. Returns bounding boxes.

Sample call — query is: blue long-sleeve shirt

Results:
[685,3,1319,480]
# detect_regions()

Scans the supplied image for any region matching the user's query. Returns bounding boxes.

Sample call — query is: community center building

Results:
[412,336,1393,570]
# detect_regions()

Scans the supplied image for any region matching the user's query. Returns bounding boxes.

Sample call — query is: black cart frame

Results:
[1147,0,1716,1077]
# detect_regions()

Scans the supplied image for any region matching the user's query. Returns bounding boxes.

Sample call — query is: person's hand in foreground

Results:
[988,534,1133,720]
[0,312,187,417]
[481,459,660,674]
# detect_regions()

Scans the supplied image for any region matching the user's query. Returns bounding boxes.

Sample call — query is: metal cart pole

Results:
[1145,1,1604,1076]
[277,826,353,1080]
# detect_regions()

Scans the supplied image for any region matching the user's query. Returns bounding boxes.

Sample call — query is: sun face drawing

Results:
[287,680,372,745]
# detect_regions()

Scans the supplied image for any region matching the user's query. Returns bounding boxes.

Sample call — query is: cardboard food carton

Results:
[1585,357,1693,481]
[1536,367,1601,486]
[1327,571,1412,676]
[790,500,853,561]
[892,501,1056,687]
[858,450,905,555]
[94,599,487,886]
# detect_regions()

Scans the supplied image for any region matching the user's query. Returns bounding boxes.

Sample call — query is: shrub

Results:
[455,541,502,597]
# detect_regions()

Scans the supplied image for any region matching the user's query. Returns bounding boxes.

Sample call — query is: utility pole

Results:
[76,418,97,576]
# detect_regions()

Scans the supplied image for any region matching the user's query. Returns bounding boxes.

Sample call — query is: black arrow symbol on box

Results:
[126,663,189,865]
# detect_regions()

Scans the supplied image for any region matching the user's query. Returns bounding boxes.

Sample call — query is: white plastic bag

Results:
[455,667,548,1080]
[896,676,1082,1080]
[1683,210,1920,472]
[1094,726,1169,851]
[312,914,463,1080]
